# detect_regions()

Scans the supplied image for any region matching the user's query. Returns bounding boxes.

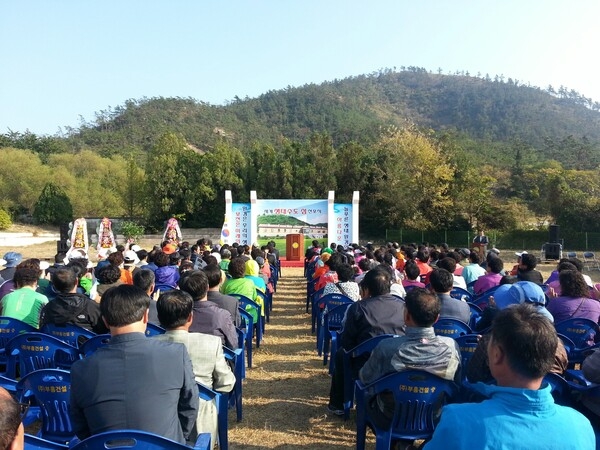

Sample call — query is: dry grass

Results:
[227,269,362,449]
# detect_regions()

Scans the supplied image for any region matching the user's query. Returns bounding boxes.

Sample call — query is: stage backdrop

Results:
[223,191,359,248]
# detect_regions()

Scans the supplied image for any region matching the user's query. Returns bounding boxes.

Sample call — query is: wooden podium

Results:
[286,234,304,261]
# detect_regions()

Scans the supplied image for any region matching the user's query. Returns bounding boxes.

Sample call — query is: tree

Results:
[33,183,73,225]
[362,126,454,231]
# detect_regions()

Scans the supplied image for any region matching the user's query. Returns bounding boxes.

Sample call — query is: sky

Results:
[1,1,599,136]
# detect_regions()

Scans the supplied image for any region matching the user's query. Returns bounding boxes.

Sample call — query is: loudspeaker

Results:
[543,242,562,260]
[59,223,70,241]
[57,240,69,254]
[549,224,560,243]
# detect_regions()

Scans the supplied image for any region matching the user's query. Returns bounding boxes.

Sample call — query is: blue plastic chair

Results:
[355,370,458,450]
[24,434,68,449]
[256,290,271,324]
[449,287,473,303]
[342,334,400,420]
[222,346,243,422]
[197,383,228,450]
[0,316,36,376]
[230,295,262,347]
[40,324,96,348]
[310,287,325,333]
[17,369,74,444]
[5,333,80,378]
[472,285,500,309]
[79,334,111,357]
[454,334,480,379]
[433,318,472,339]
[555,318,599,350]
[238,307,254,368]
[322,302,352,369]
[69,429,211,450]
[145,323,166,337]
[466,302,482,329]
[316,294,353,356]
[306,278,318,312]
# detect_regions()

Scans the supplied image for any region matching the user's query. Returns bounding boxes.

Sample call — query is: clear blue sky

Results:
[1,0,598,136]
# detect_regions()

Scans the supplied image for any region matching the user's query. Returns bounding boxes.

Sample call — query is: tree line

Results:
[2,126,600,235]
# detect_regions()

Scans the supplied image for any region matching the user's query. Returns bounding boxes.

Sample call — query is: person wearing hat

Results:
[509,251,527,276]
[0,252,22,282]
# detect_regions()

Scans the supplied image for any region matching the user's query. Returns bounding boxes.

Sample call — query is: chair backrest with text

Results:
[70,429,211,450]
[17,369,74,444]
[355,370,458,450]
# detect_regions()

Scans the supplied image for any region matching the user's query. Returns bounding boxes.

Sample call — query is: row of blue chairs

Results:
[25,429,212,450]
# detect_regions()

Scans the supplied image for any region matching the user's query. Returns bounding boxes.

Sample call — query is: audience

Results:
[429,268,471,324]
[0,266,48,328]
[0,387,24,450]
[70,284,198,444]
[425,304,594,449]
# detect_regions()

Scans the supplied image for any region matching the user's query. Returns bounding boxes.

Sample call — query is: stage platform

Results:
[280,257,304,268]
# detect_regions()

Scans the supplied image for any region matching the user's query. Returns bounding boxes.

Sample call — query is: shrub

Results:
[0,209,12,230]
[119,221,145,242]
[33,183,73,226]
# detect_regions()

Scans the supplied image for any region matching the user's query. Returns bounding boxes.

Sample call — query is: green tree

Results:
[33,183,73,225]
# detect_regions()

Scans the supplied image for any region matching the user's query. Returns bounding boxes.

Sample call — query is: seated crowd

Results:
[0,238,279,448]
[307,240,600,448]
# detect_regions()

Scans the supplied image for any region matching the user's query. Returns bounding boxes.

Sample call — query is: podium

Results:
[286,234,304,261]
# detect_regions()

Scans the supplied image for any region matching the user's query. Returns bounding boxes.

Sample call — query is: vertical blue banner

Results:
[332,203,353,247]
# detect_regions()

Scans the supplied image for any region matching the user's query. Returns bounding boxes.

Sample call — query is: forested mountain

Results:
[5,67,596,169]
[2,67,600,233]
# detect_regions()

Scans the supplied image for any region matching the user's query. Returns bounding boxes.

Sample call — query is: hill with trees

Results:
[2,67,600,235]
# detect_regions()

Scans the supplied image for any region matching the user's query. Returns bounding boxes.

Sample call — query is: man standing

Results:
[70,285,198,444]
[327,265,406,415]
[472,230,489,259]
[424,304,595,449]
[359,288,460,425]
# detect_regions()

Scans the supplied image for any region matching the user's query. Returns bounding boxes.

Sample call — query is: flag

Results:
[220,214,230,246]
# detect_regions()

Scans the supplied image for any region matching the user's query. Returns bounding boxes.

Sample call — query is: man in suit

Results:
[155,289,235,448]
[203,263,240,327]
[70,285,198,444]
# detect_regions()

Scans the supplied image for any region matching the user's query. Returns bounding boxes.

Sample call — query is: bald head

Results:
[0,387,24,450]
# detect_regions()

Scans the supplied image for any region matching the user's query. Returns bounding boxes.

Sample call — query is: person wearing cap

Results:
[516,253,543,284]
[0,252,22,282]
[426,304,593,450]
[509,250,526,276]
[121,250,140,285]
[0,266,49,328]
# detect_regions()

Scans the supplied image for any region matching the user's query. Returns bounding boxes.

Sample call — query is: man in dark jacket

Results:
[40,268,108,334]
[327,265,406,415]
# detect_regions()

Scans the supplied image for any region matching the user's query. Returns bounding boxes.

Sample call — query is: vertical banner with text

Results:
[232,203,251,245]
[332,203,353,247]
